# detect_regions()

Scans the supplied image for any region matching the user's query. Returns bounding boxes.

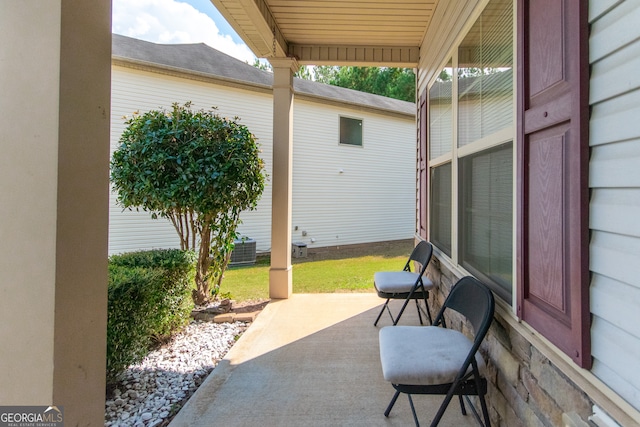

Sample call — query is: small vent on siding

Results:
[230,239,256,265]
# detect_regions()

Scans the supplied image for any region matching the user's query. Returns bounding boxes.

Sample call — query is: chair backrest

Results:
[433,276,495,346]
[404,240,433,275]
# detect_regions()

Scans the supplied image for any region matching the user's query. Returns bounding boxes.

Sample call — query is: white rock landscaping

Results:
[105,320,247,427]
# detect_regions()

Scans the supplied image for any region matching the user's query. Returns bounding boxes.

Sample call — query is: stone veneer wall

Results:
[426,257,594,427]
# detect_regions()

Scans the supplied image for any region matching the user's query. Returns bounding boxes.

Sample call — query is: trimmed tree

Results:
[110,102,266,305]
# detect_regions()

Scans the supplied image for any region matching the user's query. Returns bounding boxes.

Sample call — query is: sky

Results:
[112,0,256,63]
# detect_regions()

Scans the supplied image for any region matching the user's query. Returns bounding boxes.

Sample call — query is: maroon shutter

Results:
[517,0,590,367]
[418,89,428,240]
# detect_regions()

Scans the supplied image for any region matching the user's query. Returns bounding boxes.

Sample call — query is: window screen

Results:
[430,163,452,256]
[426,0,514,302]
[459,142,513,300]
[339,116,362,146]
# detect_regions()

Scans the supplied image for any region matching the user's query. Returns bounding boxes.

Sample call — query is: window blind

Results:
[430,163,452,256]
[460,143,513,299]
[429,61,453,159]
[458,0,513,148]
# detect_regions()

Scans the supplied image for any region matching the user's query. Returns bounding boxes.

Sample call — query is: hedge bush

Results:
[107,249,195,385]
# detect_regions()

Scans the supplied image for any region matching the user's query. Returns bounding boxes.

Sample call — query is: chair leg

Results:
[374,299,390,326]
[472,367,491,427]
[384,390,401,417]
[458,394,467,416]
[463,395,491,427]
[478,390,491,427]
[415,299,424,325]
[393,297,412,325]
[407,394,421,427]
[423,293,433,324]
[415,290,433,325]
[429,384,458,427]
[376,294,431,326]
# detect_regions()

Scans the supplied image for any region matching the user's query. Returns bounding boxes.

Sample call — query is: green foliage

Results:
[437,69,453,82]
[298,66,416,102]
[106,249,195,385]
[109,248,196,277]
[310,65,338,84]
[110,102,266,304]
[251,58,272,72]
[249,60,315,80]
[327,67,415,102]
[249,60,415,102]
[111,102,265,220]
[294,65,313,80]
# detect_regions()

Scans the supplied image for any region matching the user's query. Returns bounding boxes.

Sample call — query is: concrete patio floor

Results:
[169,293,478,427]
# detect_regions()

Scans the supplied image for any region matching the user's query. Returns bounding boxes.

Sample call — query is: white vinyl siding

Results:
[291,99,415,248]
[110,65,416,255]
[110,66,273,254]
[588,0,640,411]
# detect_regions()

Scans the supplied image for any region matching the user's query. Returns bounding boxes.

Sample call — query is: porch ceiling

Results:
[210,0,440,66]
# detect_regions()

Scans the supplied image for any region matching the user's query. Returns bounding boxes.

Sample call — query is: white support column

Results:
[269,58,298,299]
[0,1,111,424]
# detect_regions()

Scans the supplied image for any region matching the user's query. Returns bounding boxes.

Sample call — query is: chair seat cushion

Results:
[374,271,434,294]
[379,326,485,385]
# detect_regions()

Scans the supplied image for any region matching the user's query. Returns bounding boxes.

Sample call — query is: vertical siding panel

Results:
[589,0,640,411]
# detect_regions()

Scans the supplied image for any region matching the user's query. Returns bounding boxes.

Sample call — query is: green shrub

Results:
[110,103,266,305]
[106,249,195,384]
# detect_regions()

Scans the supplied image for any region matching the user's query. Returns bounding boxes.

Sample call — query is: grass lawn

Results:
[220,240,413,302]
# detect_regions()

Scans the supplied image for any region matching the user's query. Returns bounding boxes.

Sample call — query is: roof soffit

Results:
[210,0,440,66]
[212,0,288,58]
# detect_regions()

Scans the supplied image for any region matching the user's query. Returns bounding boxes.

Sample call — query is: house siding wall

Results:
[110,65,274,254]
[588,0,640,412]
[291,99,416,248]
[110,65,415,255]
[418,1,640,425]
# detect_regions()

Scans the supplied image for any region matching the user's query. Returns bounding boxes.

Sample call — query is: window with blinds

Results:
[457,0,513,298]
[429,61,453,257]
[458,0,513,148]
[430,162,452,256]
[429,61,453,160]
[426,0,514,301]
[459,143,513,300]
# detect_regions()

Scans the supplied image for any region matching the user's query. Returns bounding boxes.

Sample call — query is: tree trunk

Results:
[193,222,212,306]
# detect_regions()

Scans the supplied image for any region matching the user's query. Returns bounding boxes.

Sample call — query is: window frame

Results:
[426,0,517,305]
[338,115,364,147]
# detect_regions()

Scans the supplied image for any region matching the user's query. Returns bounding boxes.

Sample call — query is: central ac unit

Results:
[230,238,256,265]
